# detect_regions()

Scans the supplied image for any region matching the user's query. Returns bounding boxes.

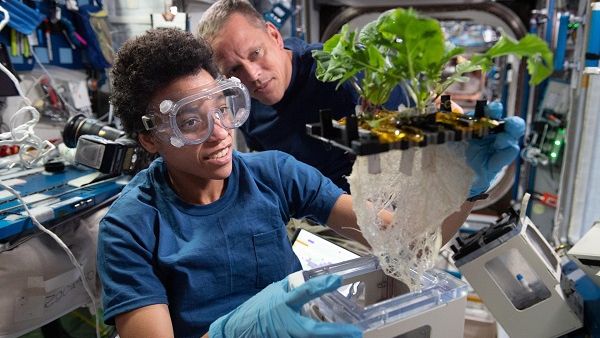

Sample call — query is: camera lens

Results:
[63,114,126,148]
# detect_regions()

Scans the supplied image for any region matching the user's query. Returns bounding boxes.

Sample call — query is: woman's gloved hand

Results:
[208,274,362,338]
[466,101,525,198]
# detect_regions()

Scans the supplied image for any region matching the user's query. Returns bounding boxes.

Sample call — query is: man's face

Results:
[211,13,292,105]
[141,70,234,192]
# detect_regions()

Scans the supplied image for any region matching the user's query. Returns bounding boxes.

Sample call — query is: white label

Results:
[68,172,101,187]
[1,178,26,187]
[68,80,91,109]
[0,190,16,199]
[4,214,25,221]
[21,193,51,204]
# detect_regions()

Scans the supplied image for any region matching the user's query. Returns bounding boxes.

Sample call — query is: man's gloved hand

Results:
[466,101,525,198]
[208,274,362,338]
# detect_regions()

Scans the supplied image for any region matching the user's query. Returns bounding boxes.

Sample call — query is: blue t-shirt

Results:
[97,150,343,337]
[242,37,410,192]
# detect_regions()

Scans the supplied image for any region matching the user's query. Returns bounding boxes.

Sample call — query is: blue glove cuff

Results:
[208,316,227,338]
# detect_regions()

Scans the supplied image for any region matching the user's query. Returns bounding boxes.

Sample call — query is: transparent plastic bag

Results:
[348,143,473,290]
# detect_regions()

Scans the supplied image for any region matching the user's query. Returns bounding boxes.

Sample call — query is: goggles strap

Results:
[141,115,158,131]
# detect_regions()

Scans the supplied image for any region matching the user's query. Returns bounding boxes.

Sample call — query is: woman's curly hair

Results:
[110,28,219,134]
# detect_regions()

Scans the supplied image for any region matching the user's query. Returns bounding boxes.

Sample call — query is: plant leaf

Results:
[313,8,554,112]
[471,34,554,84]
[367,45,385,68]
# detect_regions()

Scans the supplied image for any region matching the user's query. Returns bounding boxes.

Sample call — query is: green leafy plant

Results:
[313,8,554,115]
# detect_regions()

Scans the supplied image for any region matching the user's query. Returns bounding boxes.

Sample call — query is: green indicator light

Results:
[551,152,558,158]
[554,140,561,146]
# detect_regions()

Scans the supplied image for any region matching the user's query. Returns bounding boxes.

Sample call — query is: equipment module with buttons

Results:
[0,165,126,243]
[451,208,583,338]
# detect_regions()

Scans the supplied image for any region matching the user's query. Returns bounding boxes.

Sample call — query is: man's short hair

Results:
[110,28,219,134]
[197,0,265,43]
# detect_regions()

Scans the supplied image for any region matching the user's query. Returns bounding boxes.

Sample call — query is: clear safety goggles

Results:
[141,76,250,147]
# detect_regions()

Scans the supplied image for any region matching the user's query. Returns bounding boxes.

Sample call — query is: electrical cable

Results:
[0,63,55,169]
[0,55,101,338]
[0,180,101,338]
[107,103,113,125]
[23,74,46,100]
[0,194,118,254]
[0,175,120,214]
[28,41,79,116]
[69,308,116,337]
[520,146,549,166]
[0,5,9,32]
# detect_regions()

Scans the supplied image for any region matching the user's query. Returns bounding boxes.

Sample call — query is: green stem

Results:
[402,41,415,84]
[350,78,364,98]
[403,81,419,111]
[350,57,405,83]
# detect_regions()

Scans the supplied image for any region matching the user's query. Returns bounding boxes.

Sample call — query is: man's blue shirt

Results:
[97,150,343,337]
[242,37,410,192]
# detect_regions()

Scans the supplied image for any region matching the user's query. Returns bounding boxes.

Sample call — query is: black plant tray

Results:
[305,108,504,156]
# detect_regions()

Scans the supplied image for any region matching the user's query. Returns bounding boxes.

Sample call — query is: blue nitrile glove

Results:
[466,101,525,198]
[208,274,362,338]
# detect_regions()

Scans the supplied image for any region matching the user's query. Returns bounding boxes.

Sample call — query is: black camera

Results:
[63,114,143,175]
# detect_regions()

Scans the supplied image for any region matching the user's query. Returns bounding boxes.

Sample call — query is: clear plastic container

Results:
[301,255,469,332]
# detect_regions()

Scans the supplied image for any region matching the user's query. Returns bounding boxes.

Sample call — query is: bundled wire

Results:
[0,181,101,338]
[0,51,101,338]
[0,62,55,168]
